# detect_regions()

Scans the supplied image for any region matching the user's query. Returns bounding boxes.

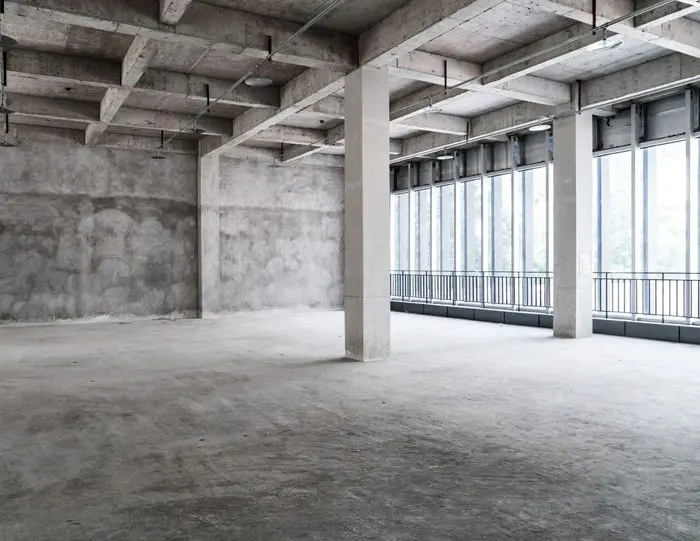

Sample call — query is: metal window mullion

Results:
[630,103,639,319]
[685,89,693,320]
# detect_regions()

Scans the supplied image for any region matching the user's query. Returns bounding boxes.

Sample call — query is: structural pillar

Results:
[344,65,391,361]
[553,112,593,338]
[198,137,221,317]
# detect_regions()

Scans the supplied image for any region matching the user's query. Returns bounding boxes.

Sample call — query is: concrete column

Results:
[553,112,593,338]
[344,65,390,361]
[198,137,221,317]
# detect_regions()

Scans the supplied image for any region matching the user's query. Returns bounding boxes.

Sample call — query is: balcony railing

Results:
[593,272,700,322]
[391,271,700,323]
[390,271,552,312]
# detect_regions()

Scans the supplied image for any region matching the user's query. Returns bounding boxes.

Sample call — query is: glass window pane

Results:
[413,188,431,271]
[462,180,482,271]
[491,174,512,271]
[391,193,409,271]
[645,141,687,273]
[600,151,632,272]
[436,184,455,271]
[521,167,548,272]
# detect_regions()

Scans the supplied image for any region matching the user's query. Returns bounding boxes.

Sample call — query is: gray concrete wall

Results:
[0,126,198,322]
[218,152,344,311]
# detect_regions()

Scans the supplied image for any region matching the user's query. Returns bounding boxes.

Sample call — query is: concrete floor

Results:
[1,311,700,540]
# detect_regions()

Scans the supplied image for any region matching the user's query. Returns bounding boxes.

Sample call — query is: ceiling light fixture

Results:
[245,74,274,88]
[529,123,551,132]
[245,36,274,88]
[151,130,167,160]
[436,148,454,161]
[586,34,623,52]
[0,112,14,147]
[191,118,205,135]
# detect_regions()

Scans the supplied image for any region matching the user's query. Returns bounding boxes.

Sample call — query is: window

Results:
[486,174,512,271]
[519,167,548,272]
[596,151,633,272]
[644,141,687,273]
[435,184,455,271]
[391,193,409,271]
[459,179,482,271]
[413,188,431,271]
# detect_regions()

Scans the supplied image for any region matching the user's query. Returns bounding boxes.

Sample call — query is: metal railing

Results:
[594,272,700,322]
[391,271,700,322]
[390,271,552,311]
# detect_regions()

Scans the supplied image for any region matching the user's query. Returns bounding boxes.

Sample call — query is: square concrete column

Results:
[198,137,221,317]
[344,65,391,361]
[553,112,593,338]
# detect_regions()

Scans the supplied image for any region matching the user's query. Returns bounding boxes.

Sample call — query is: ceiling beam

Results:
[160,0,194,25]
[5,50,279,110]
[281,136,403,163]
[8,94,232,136]
[509,0,700,58]
[4,0,357,72]
[579,53,700,108]
[392,102,554,163]
[390,49,570,106]
[253,125,326,146]
[86,36,158,145]
[209,69,346,156]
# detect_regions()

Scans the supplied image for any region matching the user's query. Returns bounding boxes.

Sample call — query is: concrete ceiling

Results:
[418,1,572,63]
[3,0,700,161]
[197,0,409,34]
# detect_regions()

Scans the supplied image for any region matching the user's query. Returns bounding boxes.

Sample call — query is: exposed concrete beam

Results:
[86,36,158,145]
[160,0,194,25]
[396,113,468,135]
[253,125,326,146]
[510,0,700,58]
[282,144,331,163]
[388,50,481,85]
[207,69,346,155]
[579,53,700,108]
[281,134,403,163]
[360,0,502,66]
[390,49,570,106]
[392,102,554,162]
[6,50,278,110]
[4,0,357,72]
[7,93,232,136]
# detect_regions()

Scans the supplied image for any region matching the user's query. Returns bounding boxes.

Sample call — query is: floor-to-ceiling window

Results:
[413,188,431,271]
[435,183,455,271]
[596,150,633,273]
[391,192,410,271]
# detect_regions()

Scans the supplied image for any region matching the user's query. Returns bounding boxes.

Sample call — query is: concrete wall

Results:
[0,126,198,322]
[218,151,344,311]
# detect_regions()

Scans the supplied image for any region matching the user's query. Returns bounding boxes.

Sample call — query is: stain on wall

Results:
[0,127,198,322]
[218,154,344,311]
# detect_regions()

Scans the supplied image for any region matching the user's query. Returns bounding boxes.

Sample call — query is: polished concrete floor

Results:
[1,310,700,540]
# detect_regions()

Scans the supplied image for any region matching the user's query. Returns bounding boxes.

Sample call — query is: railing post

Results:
[661,272,665,324]
[605,272,609,320]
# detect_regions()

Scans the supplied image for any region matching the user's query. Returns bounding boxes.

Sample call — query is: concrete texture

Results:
[553,111,593,338]
[218,154,343,311]
[2,310,700,539]
[0,127,198,322]
[344,65,391,361]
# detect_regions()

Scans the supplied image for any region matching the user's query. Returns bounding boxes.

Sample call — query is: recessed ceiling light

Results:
[529,123,551,132]
[245,76,274,88]
[586,36,623,52]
